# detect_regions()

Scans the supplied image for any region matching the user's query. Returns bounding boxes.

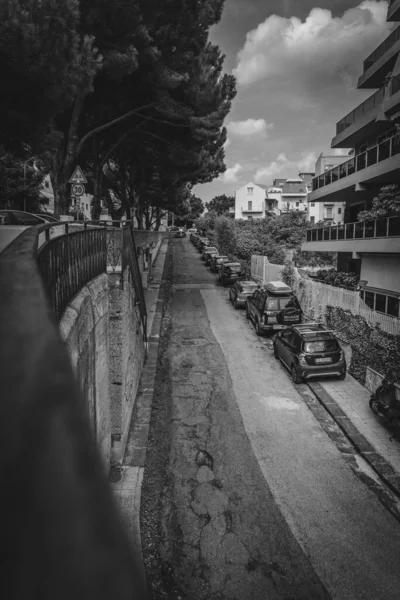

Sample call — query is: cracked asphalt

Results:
[140,237,400,600]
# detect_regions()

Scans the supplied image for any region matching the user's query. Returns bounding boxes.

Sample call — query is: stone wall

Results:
[109,267,146,463]
[59,273,111,469]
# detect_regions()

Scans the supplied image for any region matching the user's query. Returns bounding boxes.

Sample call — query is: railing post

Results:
[386,217,390,237]
[390,136,393,157]
[373,219,377,237]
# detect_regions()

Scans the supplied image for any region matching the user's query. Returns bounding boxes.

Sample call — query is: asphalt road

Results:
[145,237,400,600]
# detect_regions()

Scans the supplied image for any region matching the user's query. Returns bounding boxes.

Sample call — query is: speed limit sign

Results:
[71,183,85,196]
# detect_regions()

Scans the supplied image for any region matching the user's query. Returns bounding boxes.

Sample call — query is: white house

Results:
[234,182,266,220]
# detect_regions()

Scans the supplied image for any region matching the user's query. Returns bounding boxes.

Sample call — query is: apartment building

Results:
[307,156,347,224]
[302,1,400,319]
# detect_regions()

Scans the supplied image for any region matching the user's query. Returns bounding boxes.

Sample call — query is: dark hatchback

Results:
[273,323,346,384]
[209,255,229,273]
[229,280,258,309]
[219,262,244,286]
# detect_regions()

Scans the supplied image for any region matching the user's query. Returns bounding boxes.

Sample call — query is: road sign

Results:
[69,165,87,184]
[71,183,85,196]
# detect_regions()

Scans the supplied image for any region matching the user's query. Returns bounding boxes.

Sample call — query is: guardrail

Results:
[0,224,148,597]
[305,216,400,242]
[312,133,400,191]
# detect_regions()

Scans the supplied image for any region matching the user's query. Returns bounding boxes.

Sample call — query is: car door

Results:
[278,329,295,366]
[255,291,266,323]
[248,290,259,320]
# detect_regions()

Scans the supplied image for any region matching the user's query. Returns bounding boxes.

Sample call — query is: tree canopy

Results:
[357,185,400,221]
[0,0,236,225]
[206,194,235,215]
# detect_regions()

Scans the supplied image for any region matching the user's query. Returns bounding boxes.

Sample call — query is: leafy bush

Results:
[215,216,236,256]
[312,269,359,289]
[325,306,400,384]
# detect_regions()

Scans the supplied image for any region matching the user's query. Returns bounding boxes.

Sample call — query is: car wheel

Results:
[273,343,279,359]
[233,298,239,310]
[291,365,302,384]
[255,319,262,336]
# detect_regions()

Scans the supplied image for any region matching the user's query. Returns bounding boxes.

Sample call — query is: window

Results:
[311,203,315,207]
[304,340,339,353]
[375,294,386,313]
[296,202,299,207]
[387,296,399,317]
[310,216,315,224]
[326,206,333,218]
[13,212,44,225]
[248,216,253,221]
[248,201,252,211]
[44,180,50,189]
[338,208,342,214]
[364,291,375,309]
[247,187,253,194]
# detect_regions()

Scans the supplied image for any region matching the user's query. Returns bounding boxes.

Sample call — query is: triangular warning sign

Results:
[69,165,87,184]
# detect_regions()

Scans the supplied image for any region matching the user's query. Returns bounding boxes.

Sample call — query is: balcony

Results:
[358,25,400,89]
[309,133,400,202]
[302,216,400,254]
[332,87,387,148]
[388,0,400,22]
[241,207,263,213]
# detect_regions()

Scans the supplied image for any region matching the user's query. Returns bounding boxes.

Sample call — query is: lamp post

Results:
[23,157,36,212]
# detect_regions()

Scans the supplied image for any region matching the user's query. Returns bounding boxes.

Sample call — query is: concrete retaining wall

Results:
[59,273,111,469]
[109,268,146,463]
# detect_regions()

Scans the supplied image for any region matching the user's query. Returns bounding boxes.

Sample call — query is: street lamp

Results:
[23,157,36,212]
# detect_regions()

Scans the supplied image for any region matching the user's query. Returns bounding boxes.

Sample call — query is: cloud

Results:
[227,118,274,136]
[255,151,321,183]
[221,163,242,183]
[234,1,391,93]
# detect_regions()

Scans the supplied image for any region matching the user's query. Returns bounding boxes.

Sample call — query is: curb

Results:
[124,238,170,467]
[308,381,400,499]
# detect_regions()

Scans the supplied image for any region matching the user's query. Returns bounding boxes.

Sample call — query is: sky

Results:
[193,0,394,204]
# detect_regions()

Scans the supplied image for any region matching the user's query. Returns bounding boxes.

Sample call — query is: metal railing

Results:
[363,24,400,72]
[306,216,400,242]
[391,72,400,96]
[336,87,386,134]
[0,224,149,597]
[38,225,107,320]
[122,223,147,343]
[312,133,400,191]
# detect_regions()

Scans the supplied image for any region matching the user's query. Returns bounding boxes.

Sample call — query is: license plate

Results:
[315,357,331,364]
[284,316,298,322]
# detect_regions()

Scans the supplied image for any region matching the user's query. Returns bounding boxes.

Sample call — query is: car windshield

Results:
[266,296,298,310]
[304,339,339,353]
[242,284,257,293]
[228,265,242,272]
[217,257,227,262]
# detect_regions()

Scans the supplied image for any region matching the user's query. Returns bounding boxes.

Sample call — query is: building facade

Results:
[302,2,400,319]
[234,182,279,220]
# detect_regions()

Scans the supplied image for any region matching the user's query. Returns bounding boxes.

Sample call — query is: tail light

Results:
[339,350,345,361]
[298,353,307,366]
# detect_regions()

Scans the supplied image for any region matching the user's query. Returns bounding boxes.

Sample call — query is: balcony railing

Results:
[391,73,400,96]
[336,87,386,134]
[305,216,400,243]
[241,207,263,212]
[312,133,400,191]
[363,24,400,72]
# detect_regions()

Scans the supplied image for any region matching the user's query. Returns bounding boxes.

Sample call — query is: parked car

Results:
[187,228,198,235]
[0,210,54,254]
[203,247,219,264]
[218,262,244,286]
[273,323,346,384]
[190,232,200,243]
[229,280,258,309]
[246,281,302,335]
[34,213,59,223]
[168,225,180,232]
[209,255,229,273]
[174,228,186,238]
[197,238,211,252]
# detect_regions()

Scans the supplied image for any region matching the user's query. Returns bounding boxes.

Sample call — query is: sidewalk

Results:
[310,374,400,497]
